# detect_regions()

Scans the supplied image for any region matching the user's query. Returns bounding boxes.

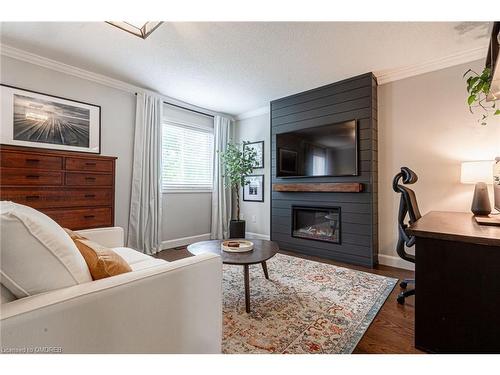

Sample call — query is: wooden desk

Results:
[408,211,500,353]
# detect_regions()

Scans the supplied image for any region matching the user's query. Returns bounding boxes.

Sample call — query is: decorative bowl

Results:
[221,240,254,253]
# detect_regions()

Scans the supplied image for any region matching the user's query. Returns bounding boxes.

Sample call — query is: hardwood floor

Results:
[156,247,423,354]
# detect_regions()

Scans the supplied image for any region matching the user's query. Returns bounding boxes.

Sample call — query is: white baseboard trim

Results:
[161,233,211,250]
[245,232,270,240]
[378,254,415,271]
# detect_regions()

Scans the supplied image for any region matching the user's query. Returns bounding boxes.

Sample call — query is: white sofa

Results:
[0,226,223,354]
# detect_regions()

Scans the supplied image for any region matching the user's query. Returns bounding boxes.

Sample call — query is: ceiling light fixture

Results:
[106,21,163,39]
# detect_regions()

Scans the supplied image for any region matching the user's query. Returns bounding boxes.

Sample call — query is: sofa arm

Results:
[0,253,222,354]
[75,226,124,248]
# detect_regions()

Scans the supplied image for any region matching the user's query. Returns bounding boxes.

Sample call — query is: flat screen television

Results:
[276,120,358,178]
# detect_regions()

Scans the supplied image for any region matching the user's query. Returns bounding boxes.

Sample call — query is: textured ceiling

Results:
[0,22,491,115]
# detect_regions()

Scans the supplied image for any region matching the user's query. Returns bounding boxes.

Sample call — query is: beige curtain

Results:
[211,115,233,239]
[127,93,163,254]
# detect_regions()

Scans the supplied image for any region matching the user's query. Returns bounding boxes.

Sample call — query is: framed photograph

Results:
[278,148,298,175]
[0,84,101,153]
[244,141,264,168]
[243,174,264,202]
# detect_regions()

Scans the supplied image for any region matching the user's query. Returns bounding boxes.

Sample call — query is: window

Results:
[161,105,214,192]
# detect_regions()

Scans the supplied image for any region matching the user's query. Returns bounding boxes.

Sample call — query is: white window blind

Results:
[162,121,214,191]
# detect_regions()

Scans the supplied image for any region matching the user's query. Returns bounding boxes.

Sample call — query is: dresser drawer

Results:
[65,172,113,186]
[1,151,63,170]
[0,169,63,185]
[0,188,113,209]
[42,207,113,230]
[66,157,113,172]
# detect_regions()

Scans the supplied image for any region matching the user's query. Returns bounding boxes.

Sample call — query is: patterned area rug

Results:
[222,253,397,354]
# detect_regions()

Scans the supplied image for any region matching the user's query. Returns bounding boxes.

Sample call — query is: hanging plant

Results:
[463,67,500,125]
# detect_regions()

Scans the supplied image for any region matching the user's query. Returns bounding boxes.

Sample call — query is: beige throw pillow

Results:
[1,201,92,298]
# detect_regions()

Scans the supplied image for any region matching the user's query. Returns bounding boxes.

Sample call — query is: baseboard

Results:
[378,254,415,271]
[161,233,211,250]
[245,232,270,240]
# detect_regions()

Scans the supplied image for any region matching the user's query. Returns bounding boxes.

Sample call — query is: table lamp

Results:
[461,160,494,215]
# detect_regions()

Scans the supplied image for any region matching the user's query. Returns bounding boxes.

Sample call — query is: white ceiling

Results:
[0,22,491,115]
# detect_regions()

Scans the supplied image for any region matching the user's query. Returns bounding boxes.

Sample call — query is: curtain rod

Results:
[135,92,215,118]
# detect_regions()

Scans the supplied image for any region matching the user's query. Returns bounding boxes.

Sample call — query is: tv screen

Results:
[276,120,358,178]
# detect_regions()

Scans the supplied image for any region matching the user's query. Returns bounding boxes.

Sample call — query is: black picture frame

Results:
[0,83,101,154]
[244,141,264,169]
[243,174,264,202]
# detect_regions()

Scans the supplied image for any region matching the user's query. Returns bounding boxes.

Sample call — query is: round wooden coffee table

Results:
[187,239,279,313]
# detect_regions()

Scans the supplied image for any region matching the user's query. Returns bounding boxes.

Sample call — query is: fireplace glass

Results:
[292,206,340,243]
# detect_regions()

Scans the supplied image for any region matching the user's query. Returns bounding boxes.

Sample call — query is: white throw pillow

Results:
[0,201,92,298]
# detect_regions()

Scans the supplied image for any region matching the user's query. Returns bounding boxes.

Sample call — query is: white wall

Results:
[0,55,214,245]
[1,55,136,236]
[161,193,212,242]
[378,59,500,268]
[235,112,271,237]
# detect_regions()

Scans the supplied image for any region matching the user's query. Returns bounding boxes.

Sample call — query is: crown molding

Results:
[375,46,488,85]
[0,43,139,93]
[235,105,270,120]
[0,43,233,120]
[2,42,486,118]
[236,46,488,117]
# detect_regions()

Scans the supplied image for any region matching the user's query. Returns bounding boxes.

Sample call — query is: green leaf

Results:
[463,69,472,78]
[467,94,476,105]
[494,109,500,116]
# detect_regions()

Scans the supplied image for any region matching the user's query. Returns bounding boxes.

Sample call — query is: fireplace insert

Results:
[291,206,341,244]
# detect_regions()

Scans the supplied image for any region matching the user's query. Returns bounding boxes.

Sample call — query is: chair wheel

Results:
[397,295,405,305]
[400,281,408,289]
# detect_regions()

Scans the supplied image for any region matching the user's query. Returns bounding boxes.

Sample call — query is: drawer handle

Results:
[25,195,40,200]
[84,194,96,198]
[26,175,40,179]
[85,162,97,166]
[85,177,96,181]
[84,215,95,219]
[26,159,40,163]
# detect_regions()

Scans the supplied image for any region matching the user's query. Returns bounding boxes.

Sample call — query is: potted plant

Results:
[220,142,258,238]
[464,67,500,125]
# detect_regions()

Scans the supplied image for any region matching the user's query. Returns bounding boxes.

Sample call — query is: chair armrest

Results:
[0,253,222,353]
[75,227,124,247]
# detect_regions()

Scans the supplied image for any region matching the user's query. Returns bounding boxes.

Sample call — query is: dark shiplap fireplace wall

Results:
[270,73,378,267]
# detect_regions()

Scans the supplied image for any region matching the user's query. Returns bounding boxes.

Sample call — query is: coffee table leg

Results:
[262,261,269,279]
[244,265,250,313]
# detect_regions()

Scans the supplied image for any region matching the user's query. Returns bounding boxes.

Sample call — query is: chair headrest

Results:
[400,167,418,184]
[392,166,419,193]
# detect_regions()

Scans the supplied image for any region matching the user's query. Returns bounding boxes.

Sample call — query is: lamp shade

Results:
[460,161,494,184]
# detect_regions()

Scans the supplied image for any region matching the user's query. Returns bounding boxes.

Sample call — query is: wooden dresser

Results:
[0,145,117,230]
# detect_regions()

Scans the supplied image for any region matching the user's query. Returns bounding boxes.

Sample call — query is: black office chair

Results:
[392,167,421,305]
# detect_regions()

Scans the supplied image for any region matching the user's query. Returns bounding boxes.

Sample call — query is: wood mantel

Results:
[272,182,363,193]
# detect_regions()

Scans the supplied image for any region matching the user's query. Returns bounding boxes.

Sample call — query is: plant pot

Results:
[229,220,246,239]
